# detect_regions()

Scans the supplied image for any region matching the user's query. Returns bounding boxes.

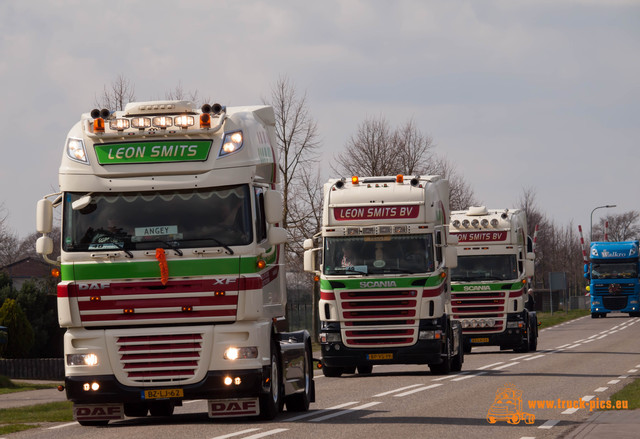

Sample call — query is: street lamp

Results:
[590,204,616,241]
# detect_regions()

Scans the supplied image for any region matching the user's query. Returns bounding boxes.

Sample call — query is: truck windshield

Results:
[63,185,252,253]
[591,262,638,279]
[323,235,434,275]
[451,254,519,282]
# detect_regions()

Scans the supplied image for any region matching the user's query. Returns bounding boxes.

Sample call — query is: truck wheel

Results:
[528,321,538,352]
[260,340,283,419]
[451,336,463,372]
[285,343,311,412]
[149,400,174,417]
[322,365,343,377]
[124,403,148,418]
[591,313,599,318]
[357,364,373,374]
[78,420,109,426]
[463,342,472,354]
[514,326,531,353]
[429,335,452,375]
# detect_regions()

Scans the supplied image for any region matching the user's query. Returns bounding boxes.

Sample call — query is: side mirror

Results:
[303,238,315,251]
[304,249,317,273]
[36,236,54,256]
[525,259,535,277]
[268,226,288,246]
[264,190,284,224]
[445,246,458,269]
[36,199,53,234]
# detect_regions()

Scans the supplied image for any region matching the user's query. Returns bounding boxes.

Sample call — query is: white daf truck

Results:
[35,100,314,425]
[449,207,537,353]
[304,175,462,376]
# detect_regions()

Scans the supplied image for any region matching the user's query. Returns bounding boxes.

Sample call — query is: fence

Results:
[0,358,64,380]
[287,302,314,332]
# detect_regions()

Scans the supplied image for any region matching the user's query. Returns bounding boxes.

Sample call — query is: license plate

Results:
[470,337,489,344]
[367,353,393,360]
[142,388,184,399]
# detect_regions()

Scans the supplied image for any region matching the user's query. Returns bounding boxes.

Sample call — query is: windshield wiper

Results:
[144,240,184,256]
[209,237,234,255]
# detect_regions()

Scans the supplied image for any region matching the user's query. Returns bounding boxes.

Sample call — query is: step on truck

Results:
[35,100,314,425]
[449,207,537,353]
[585,240,640,318]
[303,175,463,376]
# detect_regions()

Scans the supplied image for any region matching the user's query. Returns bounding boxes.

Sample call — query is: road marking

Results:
[619,375,628,379]
[395,383,443,397]
[452,371,487,381]
[562,407,579,414]
[374,384,422,397]
[596,334,607,339]
[587,334,599,339]
[48,422,78,429]
[608,379,620,385]
[210,429,261,439]
[583,395,595,401]
[478,362,503,370]
[524,354,545,361]
[556,344,571,349]
[594,387,608,392]
[511,354,533,361]
[628,369,638,373]
[539,419,560,429]
[492,362,519,370]
[582,339,595,344]
[566,343,582,349]
[242,429,289,439]
[310,401,381,422]
[284,401,359,422]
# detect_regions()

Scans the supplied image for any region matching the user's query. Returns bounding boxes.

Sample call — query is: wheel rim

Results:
[271,353,280,403]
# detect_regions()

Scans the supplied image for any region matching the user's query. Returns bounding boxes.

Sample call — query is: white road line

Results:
[583,395,595,401]
[539,419,560,429]
[478,362,504,370]
[587,334,599,339]
[452,371,487,381]
[566,343,582,349]
[374,384,422,397]
[524,354,545,361]
[562,408,580,414]
[209,428,261,439]
[619,375,629,379]
[628,369,638,373]
[594,387,608,392]
[284,401,359,422]
[597,334,607,339]
[395,383,443,397]
[582,339,595,344]
[48,422,78,430]
[242,429,289,439]
[556,344,571,349]
[511,354,533,361]
[608,380,620,385]
[310,401,381,422]
[492,362,519,371]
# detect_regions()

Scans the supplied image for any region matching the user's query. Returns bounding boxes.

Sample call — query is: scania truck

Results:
[35,100,314,425]
[303,175,462,376]
[585,240,640,318]
[449,207,537,353]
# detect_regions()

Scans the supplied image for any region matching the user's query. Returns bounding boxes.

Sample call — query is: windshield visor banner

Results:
[333,205,419,221]
[453,231,508,242]
[94,140,212,164]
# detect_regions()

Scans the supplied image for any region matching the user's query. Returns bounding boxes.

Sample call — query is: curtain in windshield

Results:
[63,185,252,252]
[451,254,519,282]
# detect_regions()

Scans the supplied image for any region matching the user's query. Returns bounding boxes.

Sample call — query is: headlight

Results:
[319,332,341,343]
[419,330,443,340]
[66,138,88,164]
[67,353,99,366]
[506,321,524,329]
[219,131,244,156]
[224,346,258,360]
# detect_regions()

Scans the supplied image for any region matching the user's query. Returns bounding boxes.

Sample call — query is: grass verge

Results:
[536,309,590,329]
[0,401,73,434]
[609,378,640,410]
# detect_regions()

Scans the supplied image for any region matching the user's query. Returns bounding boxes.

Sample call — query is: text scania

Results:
[463,285,491,291]
[107,144,199,160]
[360,281,398,288]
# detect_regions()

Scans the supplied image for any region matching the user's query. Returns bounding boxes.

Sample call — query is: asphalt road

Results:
[5,314,640,439]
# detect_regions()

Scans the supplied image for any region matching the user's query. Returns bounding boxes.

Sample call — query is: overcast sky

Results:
[1,0,638,240]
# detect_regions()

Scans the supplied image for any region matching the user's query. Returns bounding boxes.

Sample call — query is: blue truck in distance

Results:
[585,240,640,318]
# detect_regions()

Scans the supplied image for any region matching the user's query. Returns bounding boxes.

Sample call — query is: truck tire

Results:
[429,335,452,375]
[451,336,463,372]
[124,402,148,418]
[357,364,373,374]
[528,320,538,352]
[149,400,174,417]
[285,343,312,412]
[260,340,283,419]
[322,365,343,377]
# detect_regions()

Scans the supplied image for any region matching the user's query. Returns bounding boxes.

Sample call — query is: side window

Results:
[254,188,267,243]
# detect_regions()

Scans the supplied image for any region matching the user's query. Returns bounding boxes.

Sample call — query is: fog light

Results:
[91,382,100,391]
[224,376,233,386]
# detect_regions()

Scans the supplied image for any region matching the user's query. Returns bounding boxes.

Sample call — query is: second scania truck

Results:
[304,175,462,376]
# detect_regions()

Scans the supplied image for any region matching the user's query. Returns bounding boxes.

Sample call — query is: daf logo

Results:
[77,282,110,290]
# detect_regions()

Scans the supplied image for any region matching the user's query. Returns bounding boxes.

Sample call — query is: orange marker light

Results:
[51,268,60,278]
[200,113,211,128]
[93,118,105,133]
[351,176,359,185]
[396,174,404,183]
[257,259,267,269]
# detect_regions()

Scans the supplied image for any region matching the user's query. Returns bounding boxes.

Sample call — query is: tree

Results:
[0,298,34,358]
[165,80,200,103]
[18,280,64,357]
[95,74,136,111]
[592,211,640,242]
[333,115,477,209]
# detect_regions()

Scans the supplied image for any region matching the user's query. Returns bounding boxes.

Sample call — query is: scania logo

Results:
[463,285,491,291]
[360,281,397,288]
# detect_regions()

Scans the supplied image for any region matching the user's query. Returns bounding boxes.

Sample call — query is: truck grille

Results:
[338,289,420,348]
[602,295,629,310]
[116,333,203,384]
[593,283,636,295]
[451,291,508,334]
[75,279,238,326]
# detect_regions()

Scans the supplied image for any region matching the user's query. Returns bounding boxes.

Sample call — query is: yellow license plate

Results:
[367,353,393,360]
[143,388,184,399]
[470,337,489,344]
